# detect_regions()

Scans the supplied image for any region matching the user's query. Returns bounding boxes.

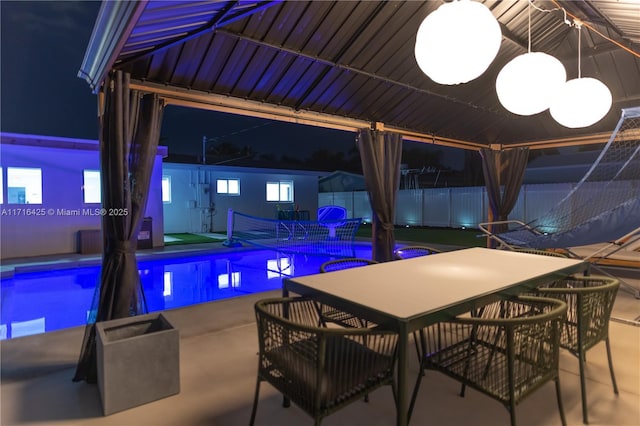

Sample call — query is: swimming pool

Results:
[0,245,373,340]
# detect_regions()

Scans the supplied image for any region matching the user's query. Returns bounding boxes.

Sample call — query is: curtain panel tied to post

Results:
[480,147,529,241]
[73,70,164,383]
[357,129,403,262]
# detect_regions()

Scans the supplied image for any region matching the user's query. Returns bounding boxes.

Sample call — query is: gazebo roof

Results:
[79,0,640,151]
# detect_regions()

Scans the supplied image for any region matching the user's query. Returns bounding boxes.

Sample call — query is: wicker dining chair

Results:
[393,245,441,260]
[318,258,379,328]
[320,257,379,273]
[410,295,568,426]
[250,297,398,426]
[537,276,620,424]
[511,248,569,258]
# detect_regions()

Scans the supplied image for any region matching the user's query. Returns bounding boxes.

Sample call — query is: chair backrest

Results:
[254,297,398,419]
[394,245,441,260]
[320,258,378,273]
[536,276,620,353]
[511,248,568,258]
[424,295,567,406]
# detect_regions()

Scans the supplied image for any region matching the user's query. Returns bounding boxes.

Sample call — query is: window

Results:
[218,272,240,289]
[216,178,240,195]
[163,271,173,297]
[267,257,293,279]
[266,181,293,202]
[83,170,101,203]
[162,176,171,203]
[7,167,42,204]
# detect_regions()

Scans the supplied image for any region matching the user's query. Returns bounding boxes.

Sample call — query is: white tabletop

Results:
[285,247,585,320]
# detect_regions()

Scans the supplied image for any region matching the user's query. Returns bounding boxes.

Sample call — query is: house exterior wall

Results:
[162,163,323,234]
[0,133,165,259]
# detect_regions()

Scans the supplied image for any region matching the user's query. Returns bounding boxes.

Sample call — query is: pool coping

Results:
[0,239,385,278]
[0,243,256,279]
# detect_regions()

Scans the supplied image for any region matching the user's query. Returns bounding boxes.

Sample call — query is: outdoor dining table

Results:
[282,247,587,426]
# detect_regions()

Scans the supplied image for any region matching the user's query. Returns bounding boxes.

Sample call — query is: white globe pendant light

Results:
[496,52,566,115]
[496,52,567,115]
[550,24,612,128]
[414,0,502,85]
[495,2,566,116]
[550,77,612,128]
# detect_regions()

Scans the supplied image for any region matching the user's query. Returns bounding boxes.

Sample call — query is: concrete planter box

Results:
[96,313,180,415]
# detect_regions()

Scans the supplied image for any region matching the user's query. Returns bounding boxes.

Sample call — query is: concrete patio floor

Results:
[1,246,639,426]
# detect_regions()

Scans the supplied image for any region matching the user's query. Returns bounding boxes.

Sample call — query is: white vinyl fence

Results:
[319,183,577,229]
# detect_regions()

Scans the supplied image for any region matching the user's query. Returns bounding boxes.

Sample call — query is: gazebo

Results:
[73,0,640,382]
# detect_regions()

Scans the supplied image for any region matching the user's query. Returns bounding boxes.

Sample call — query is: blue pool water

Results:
[0,245,372,340]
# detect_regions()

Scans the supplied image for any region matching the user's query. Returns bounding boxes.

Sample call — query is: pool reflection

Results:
[1,247,371,340]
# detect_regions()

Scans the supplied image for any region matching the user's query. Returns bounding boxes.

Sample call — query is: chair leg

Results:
[413,330,426,376]
[282,395,291,408]
[555,377,567,426]
[578,349,589,424]
[509,401,516,426]
[408,358,426,423]
[605,337,619,394]
[249,377,261,426]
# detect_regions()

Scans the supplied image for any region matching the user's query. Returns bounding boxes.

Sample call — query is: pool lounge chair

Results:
[566,226,640,269]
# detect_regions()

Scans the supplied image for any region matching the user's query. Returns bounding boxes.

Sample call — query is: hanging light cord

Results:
[527,1,531,53]
[536,0,640,59]
[577,23,582,78]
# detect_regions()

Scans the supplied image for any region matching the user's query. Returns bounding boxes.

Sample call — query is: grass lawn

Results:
[164,233,225,246]
[164,227,486,248]
[356,224,485,247]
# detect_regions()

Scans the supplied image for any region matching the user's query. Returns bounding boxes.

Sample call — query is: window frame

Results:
[216,178,240,195]
[266,180,293,202]
[7,167,43,204]
[83,169,102,204]
[162,176,172,203]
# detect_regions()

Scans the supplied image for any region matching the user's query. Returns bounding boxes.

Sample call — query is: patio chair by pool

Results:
[250,297,398,426]
[319,258,379,328]
[537,276,620,424]
[410,295,568,426]
[394,245,441,260]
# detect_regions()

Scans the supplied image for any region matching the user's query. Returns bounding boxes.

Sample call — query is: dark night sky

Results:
[0,1,465,169]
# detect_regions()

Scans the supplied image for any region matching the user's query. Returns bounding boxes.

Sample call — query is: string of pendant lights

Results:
[413,0,614,128]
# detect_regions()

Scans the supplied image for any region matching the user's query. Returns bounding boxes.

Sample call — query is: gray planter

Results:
[96,313,180,415]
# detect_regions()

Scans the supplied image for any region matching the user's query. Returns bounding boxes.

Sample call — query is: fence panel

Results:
[319,181,627,231]
[396,190,423,226]
[422,188,451,227]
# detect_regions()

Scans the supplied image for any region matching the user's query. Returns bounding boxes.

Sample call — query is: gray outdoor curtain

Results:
[480,147,529,244]
[73,70,164,383]
[357,129,403,262]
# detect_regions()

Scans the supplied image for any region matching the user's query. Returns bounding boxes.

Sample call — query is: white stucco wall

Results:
[0,133,165,259]
[162,163,324,234]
